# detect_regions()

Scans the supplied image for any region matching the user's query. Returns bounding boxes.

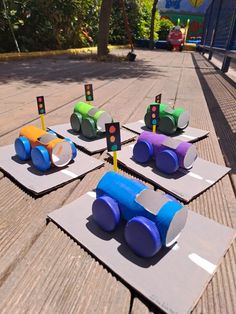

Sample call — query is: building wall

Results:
[158,0,213,14]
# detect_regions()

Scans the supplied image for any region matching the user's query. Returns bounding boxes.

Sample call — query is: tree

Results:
[149,0,158,49]
[97,0,113,58]
[158,18,174,40]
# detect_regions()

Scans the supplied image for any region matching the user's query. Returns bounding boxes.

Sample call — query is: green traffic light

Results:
[111,145,117,151]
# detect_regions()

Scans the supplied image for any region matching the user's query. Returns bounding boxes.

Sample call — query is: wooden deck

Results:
[0,49,235,313]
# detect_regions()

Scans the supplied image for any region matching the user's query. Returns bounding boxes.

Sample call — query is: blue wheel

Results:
[64,138,77,160]
[14,136,31,161]
[133,140,153,163]
[31,146,51,171]
[92,196,120,232]
[155,149,179,174]
[125,216,162,258]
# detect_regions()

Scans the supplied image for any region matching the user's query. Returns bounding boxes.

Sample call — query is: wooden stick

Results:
[113,151,118,172]
[40,114,46,131]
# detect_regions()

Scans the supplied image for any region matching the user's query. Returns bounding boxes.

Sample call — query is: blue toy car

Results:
[92,171,187,258]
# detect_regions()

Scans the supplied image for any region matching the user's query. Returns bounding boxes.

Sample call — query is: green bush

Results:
[158,18,174,40]
[0,0,161,52]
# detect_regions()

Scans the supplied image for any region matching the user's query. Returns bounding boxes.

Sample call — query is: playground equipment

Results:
[92,171,187,258]
[167,19,190,51]
[144,102,190,135]
[70,102,113,139]
[133,131,197,174]
[15,126,77,171]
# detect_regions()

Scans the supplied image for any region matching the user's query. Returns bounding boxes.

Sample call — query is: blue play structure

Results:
[92,171,187,258]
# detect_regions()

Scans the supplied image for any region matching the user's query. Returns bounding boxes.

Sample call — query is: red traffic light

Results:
[150,104,159,126]
[36,96,46,115]
[105,122,121,152]
[109,125,116,133]
[84,84,94,101]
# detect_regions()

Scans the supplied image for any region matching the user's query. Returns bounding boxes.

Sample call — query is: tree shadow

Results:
[0,54,166,84]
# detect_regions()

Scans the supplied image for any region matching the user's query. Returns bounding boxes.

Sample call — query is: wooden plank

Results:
[0,223,131,314]
[0,50,235,313]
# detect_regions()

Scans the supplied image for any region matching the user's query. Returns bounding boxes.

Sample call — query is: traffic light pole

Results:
[113,151,118,172]
[36,96,47,131]
[40,114,46,131]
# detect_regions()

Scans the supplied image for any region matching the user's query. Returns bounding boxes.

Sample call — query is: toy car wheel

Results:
[81,117,97,139]
[14,136,31,161]
[155,149,179,174]
[133,140,153,163]
[144,111,152,129]
[125,216,162,258]
[31,146,51,171]
[92,196,120,232]
[159,115,177,135]
[64,138,77,160]
[70,112,82,133]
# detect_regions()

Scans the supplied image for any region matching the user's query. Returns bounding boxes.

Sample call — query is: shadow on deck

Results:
[192,53,236,190]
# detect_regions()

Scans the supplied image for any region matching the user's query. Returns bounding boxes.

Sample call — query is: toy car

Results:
[144,102,190,135]
[70,102,113,139]
[92,171,187,258]
[133,131,197,174]
[15,125,77,171]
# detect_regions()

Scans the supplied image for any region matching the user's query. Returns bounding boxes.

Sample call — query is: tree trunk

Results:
[149,0,159,50]
[97,0,113,58]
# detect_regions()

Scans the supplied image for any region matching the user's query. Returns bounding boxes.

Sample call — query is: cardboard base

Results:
[110,145,230,202]
[0,145,104,195]
[123,120,209,143]
[49,123,136,153]
[48,193,235,314]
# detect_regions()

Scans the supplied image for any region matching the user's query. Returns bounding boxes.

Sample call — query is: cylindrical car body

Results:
[93,171,187,253]
[133,131,197,173]
[16,125,74,169]
[144,102,190,135]
[70,102,113,138]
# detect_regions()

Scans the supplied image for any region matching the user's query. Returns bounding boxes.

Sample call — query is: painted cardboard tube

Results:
[19,125,73,167]
[134,131,197,171]
[73,102,112,132]
[138,131,167,156]
[70,112,82,132]
[146,103,190,133]
[175,141,197,169]
[93,171,187,257]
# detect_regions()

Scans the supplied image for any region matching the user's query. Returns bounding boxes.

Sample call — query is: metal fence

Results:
[200,0,236,73]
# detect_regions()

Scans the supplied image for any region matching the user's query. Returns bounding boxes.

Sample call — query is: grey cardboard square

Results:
[48,192,236,314]
[123,120,209,143]
[0,145,104,195]
[110,145,230,202]
[49,123,136,153]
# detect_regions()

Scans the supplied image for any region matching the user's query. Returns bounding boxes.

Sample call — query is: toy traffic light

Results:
[37,96,46,115]
[105,122,121,152]
[150,104,159,133]
[155,93,162,104]
[84,84,94,102]
[105,122,121,172]
[36,96,46,131]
